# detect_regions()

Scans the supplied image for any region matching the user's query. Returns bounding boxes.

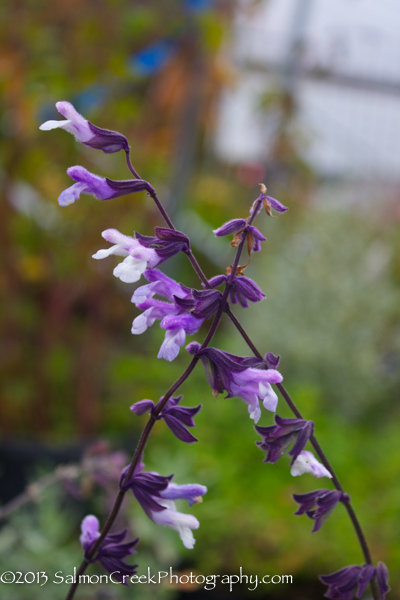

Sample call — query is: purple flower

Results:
[320,562,390,600]
[251,186,288,216]
[290,451,332,479]
[131,395,202,443]
[255,415,314,464]
[293,489,349,532]
[92,230,161,283]
[208,274,265,308]
[80,515,138,584]
[58,166,154,207]
[263,195,288,214]
[131,270,204,361]
[159,314,204,361]
[186,343,283,423]
[213,220,267,253]
[213,219,246,237]
[121,465,207,549]
[40,101,129,153]
[376,563,391,600]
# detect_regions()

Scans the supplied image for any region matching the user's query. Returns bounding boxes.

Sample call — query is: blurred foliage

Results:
[0,0,399,599]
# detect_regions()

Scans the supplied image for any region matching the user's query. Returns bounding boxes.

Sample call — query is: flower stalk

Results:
[39,102,386,600]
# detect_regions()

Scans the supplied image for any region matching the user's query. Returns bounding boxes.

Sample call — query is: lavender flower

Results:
[40,101,129,153]
[290,451,332,478]
[92,230,162,283]
[293,489,349,532]
[80,515,138,583]
[320,562,390,600]
[121,465,207,549]
[255,415,314,464]
[58,166,154,207]
[186,342,283,423]
[208,274,265,308]
[131,269,205,361]
[131,395,202,443]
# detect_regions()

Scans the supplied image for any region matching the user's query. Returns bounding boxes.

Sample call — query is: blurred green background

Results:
[0,1,399,599]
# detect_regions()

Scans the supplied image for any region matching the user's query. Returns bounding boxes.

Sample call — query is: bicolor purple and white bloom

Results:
[93,230,162,284]
[290,451,332,479]
[320,562,390,600]
[209,274,265,308]
[39,101,129,153]
[131,269,205,361]
[255,415,314,464]
[58,166,154,207]
[131,395,202,443]
[186,343,283,423]
[80,515,138,583]
[293,489,349,533]
[120,465,207,550]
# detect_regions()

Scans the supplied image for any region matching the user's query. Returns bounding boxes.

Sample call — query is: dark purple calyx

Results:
[86,122,130,154]
[130,395,202,444]
[105,178,156,198]
[255,415,314,464]
[135,227,190,260]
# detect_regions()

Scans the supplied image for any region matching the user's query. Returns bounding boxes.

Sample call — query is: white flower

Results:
[151,498,200,550]
[290,451,332,478]
[92,229,160,283]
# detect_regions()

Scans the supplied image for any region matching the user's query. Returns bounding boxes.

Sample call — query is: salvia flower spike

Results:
[41,108,385,600]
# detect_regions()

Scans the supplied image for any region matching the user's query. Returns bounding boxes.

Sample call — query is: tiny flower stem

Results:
[125,150,141,179]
